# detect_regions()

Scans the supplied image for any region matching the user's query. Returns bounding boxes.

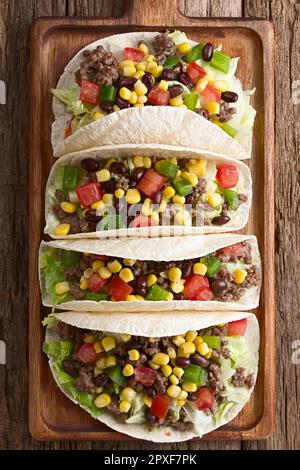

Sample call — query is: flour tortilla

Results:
[51,31,251,159]
[44,143,252,238]
[45,311,259,442]
[40,234,261,312]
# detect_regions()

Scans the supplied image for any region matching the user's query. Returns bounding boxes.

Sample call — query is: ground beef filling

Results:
[75,45,119,86]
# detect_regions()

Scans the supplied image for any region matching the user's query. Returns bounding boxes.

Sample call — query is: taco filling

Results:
[43,317,256,433]
[40,241,260,305]
[52,30,255,143]
[49,155,248,236]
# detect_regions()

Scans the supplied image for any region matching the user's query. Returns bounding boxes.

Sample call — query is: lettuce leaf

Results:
[40,249,71,305]
[42,315,58,328]
[43,339,74,365]
[126,393,146,424]
[214,401,234,425]
[51,85,79,107]
[168,30,189,45]
[225,336,257,369]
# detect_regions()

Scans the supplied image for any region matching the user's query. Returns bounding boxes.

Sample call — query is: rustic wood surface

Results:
[0,0,299,450]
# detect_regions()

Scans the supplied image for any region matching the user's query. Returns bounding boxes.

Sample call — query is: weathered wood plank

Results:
[67,0,123,17]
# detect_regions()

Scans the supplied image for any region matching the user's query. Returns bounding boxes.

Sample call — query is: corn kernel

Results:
[83,268,93,279]
[128,349,140,361]
[163,186,176,200]
[94,393,111,408]
[159,80,169,91]
[106,355,117,367]
[187,161,207,177]
[181,171,198,187]
[176,399,186,406]
[214,80,228,92]
[167,384,181,399]
[178,42,192,54]
[152,352,169,366]
[60,201,77,214]
[207,101,220,115]
[137,95,147,104]
[141,200,152,217]
[102,336,116,352]
[119,268,134,283]
[144,396,152,407]
[123,65,136,77]
[83,333,96,343]
[151,65,163,78]
[178,390,188,401]
[134,80,148,96]
[129,91,138,104]
[196,77,209,93]
[143,156,152,169]
[185,330,198,342]
[95,386,103,394]
[134,103,143,107]
[151,210,159,225]
[173,367,184,378]
[161,365,172,377]
[91,200,104,210]
[180,341,196,355]
[172,194,185,205]
[99,266,112,280]
[167,347,176,359]
[96,357,107,369]
[92,111,105,121]
[136,61,147,71]
[197,341,210,356]
[208,192,223,208]
[92,260,104,272]
[169,374,179,385]
[169,96,183,107]
[182,382,197,392]
[133,70,145,79]
[54,223,70,236]
[93,341,103,353]
[120,60,135,68]
[119,86,132,101]
[121,387,136,401]
[171,281,184,294]
[193,262,208,276]
[107,259,122,273]
[126,188,141,204]
[114,188,125,199]
[147,274,157,287]
[123,259,136,266]
[205,350,213,359]
[177,350,190,358]
[233,268,247,284]
[146,54,156,62]
[159,198,168,213]
[148,360,160,370]
[172,335,185,347]
[146,61,157,73]
[122,364,134,377]
[119,400,131,413]
[102,193,114,205]
[120,334,131,342]
[80,279,88,290]
[54,281,69,295]
[105,158,116,169]
[175,209,191,226]
[138,42,149,54]
[96,168,111,183]
[194,336,204,347]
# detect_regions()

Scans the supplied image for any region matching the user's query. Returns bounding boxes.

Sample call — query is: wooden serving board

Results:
[29,0,275,442]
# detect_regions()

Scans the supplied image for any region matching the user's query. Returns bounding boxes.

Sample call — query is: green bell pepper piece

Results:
[84,291,108,301]
[100,85,117,104]
[210,50,231,73]
[183,365,207,387]
[106,365,127,387]
[146,284,169,301]
[163,56,181,69]
[60,250,81,268]
[183,43,204,63]
[203,335,221,350]
[174,178,193,197]
[183,92,199,111]
[157,160,179,179]
[222,188,239,211]
[62,166,78,190]
[200,255,221,277]
[219,122,237,138]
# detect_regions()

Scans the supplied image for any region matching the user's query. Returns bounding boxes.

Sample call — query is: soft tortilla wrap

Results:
[45,143,252,238]
[39,234,261,312]
[52,31,252,159]
[45,310,259,442]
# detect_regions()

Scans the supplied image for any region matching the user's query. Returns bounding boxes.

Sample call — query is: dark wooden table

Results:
[0,0,299,450]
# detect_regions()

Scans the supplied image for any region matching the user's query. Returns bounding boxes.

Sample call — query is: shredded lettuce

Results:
[51,85,79,107]
[42,315,58,328]
[43,339,74,365]
[168,30,189,45]
[126,394,146,424]
[225,336,257,369]
[214,401,234,425]
[40,249,71,305]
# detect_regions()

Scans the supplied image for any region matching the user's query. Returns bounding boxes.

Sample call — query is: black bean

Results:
[175,357,190,368]
[152,192,162,204]
[116,77,137,90]
[94,373,109,387]
[181,260,193,279]
[100,102,113,113]
[141,72,155,91]
[110,161,126,175]
[136,275,147,289]
[188,392,199,401]
[202,42,214,62]
[146,410,156,423]
[173,293,184,300]
[84,209,101,223]
[135,286,147,297]
[212,214,230,225]
[190,353,210,368]
[130,167,146,186]
[81,158,99,172]
[221,91,238,103]
[160,69,176,81]
[116,96,131,109]
[210,279,228,294]
[101,179,116,193]
[176,72,194,89]
[169,84,183,98]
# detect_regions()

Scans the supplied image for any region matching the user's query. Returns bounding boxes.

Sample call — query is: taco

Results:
[43,310,259,442]
[51,30,256,158]
[39,234,261,312]
[44,144,252,238]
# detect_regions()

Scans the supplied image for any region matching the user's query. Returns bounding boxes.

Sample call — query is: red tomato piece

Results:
[150,395,170,419]
[123,47,145,62]
[76,181,102,208]
[147,85,170,106]
[65,117,75,139]
[76,343,99,365]
[201,83,221,103]
[216,163,239,189]
[79,80,100,105]
[107,275,133,301]
[132,214,153,228]
[137,169,166,200]
[134,367,157,386]
[193,287,213,301]
[194,387,215,410]
[87,273,107,293]
[186,61,207,84]
[227,318,248,336]
[183,274,210,300]
[218,243,244,258]
[89,254,110,261]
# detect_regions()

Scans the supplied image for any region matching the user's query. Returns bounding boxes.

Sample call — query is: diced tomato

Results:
[76,343,99,364]
[216,163,239,189]
[107,275,133,301]
[183,274,211,301]
[87,273,107,293]
[194,387,215,410]
[134,367,157,386]
[132,213,153,228]
[218,242,244,258]
[201,83,221,103]
[89,254,110,261]
[227,318,248,336]
[147,85,170,106]
[137,169,166,200]
[65,117,75,139]
[150,395,170,419]
[123,47,145,62]
[76,181,102,208]
[79,80,100,105]
[186,61,207,84]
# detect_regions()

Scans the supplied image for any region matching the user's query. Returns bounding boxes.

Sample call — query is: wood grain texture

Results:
[0,0,299,451]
